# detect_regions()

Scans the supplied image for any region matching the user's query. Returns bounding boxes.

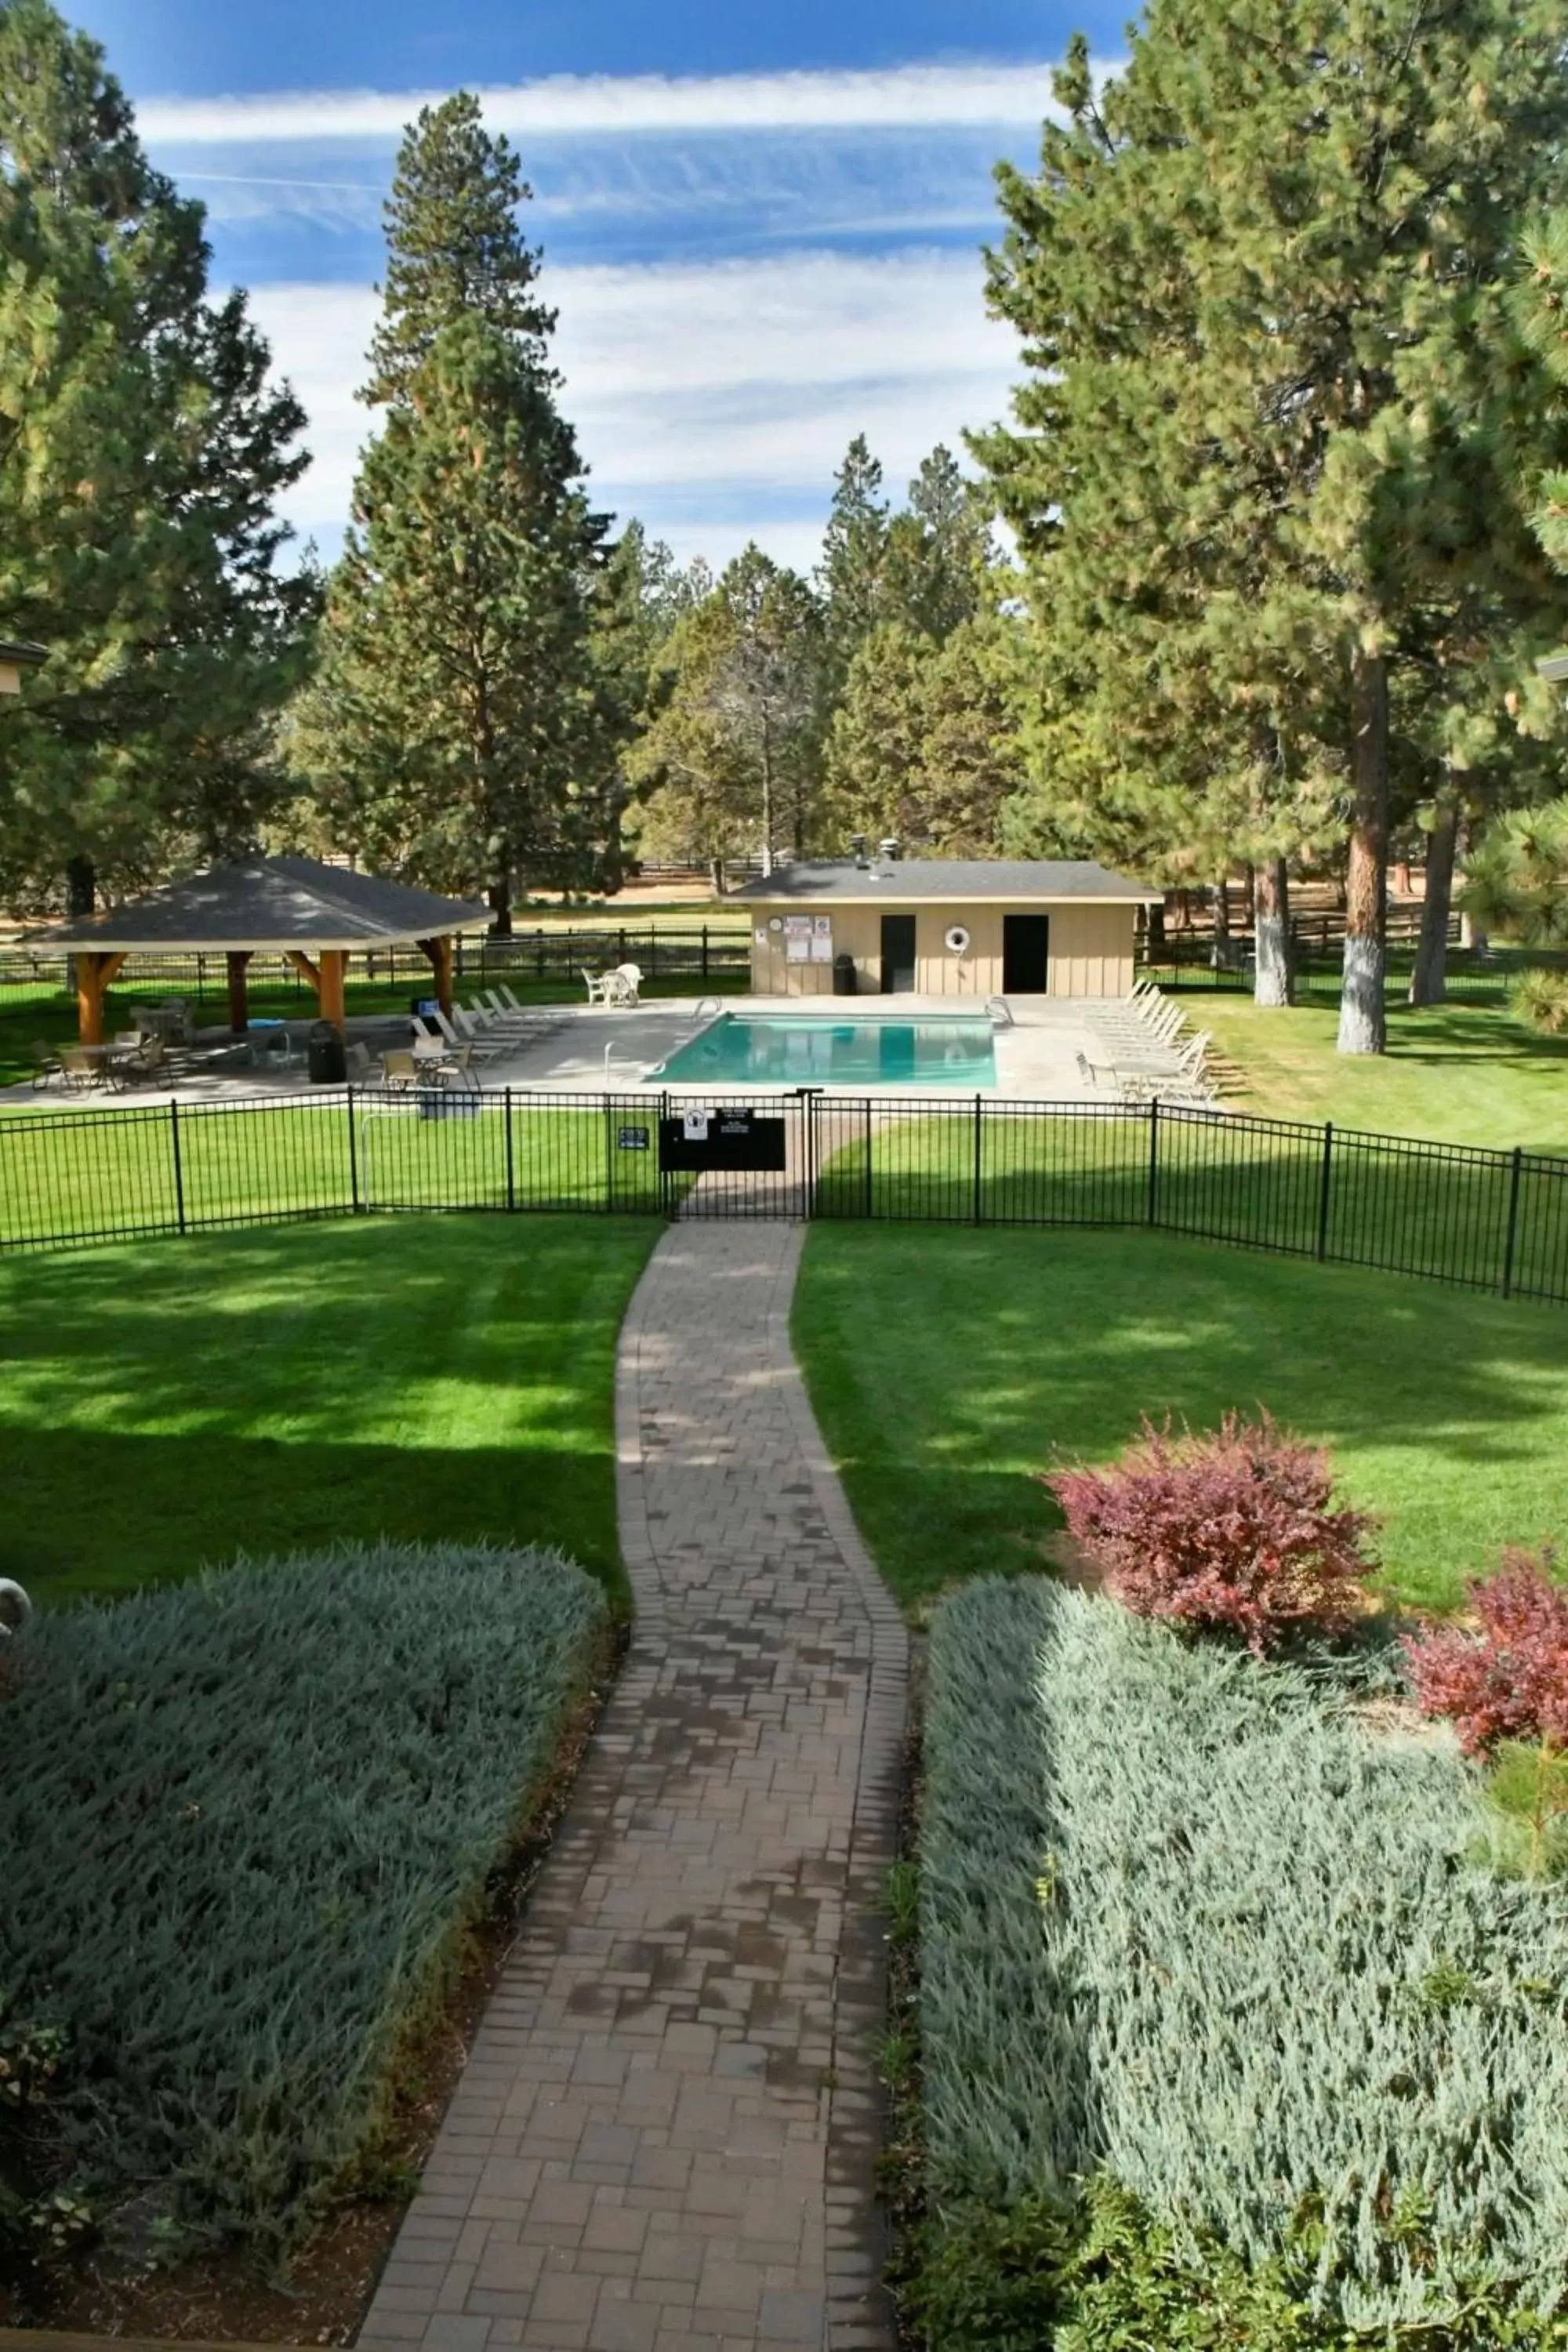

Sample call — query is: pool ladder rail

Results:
[986,996,1014,1029]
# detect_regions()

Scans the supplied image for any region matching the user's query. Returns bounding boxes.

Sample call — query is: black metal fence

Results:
[0,924,752,1001]
[2,1087,1565,1305]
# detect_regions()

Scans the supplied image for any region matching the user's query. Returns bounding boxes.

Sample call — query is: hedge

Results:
[920,1579,1568,2336]
[0,1539,607,2255]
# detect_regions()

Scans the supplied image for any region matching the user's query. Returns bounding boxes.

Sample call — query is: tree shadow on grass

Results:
[0,1216,657,1607]
[797,1225,1568,1617]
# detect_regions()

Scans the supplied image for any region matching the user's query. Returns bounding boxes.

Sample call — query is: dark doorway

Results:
[880,914,917,994]
[1002,913,1051,993]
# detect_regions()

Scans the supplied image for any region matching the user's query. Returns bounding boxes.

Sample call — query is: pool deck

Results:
[5,996,1127,1111]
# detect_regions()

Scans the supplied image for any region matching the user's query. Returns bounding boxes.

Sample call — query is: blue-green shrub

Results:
[921,1579,1568,2333]
[0,1540,606,2253]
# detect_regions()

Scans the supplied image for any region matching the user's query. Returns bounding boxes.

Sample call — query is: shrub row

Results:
[920,1578,1568,2339]
[0,1539,607,2255]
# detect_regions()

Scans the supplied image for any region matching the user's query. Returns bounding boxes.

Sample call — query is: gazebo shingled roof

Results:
[29,855,488,1042]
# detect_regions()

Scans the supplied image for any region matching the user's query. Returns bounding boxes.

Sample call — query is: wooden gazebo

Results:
[30,855,488,1043]
[0,639,47,695]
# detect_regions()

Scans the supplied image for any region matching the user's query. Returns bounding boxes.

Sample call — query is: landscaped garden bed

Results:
[911,1575,1568,2347]
[0,1537,612,2336]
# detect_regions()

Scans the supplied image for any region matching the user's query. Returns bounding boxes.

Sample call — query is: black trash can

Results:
[307,1019,347,1085]
[833,952,858,997]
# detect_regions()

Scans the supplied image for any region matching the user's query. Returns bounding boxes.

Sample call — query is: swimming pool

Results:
[652,1013,997,1089]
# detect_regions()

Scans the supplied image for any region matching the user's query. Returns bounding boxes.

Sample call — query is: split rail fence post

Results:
[1501,1145,1523,1298]
[169,1099,187,1235]
[1316,1122,1334,1261]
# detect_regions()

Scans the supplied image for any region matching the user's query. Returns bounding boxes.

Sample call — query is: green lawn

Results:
[795,1224,1568,1617]
[0,1214,657,1610]
[1200,994,1568,1151]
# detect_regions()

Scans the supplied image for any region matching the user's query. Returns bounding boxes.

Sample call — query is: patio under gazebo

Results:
[30,855,488,1043]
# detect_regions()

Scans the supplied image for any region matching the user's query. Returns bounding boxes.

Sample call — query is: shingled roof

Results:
[729,858,1159,904]
[30,855,489,953]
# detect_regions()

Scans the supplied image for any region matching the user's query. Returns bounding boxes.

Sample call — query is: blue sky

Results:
[82,1,1130,570]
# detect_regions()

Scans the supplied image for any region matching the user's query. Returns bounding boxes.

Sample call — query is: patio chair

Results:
[251,1026,292,1076]
[583,968,619,1004]
[474,991,535,1033]
[424,1006,465,1050]
[381,1049,419,1091]
[118,1034,167,1086]
[345,1041,373,1082]
[434,1042,481,1092]
[449,1006,506,1061]
[58,1045,101,1092]
[30,1039,62,1090]
[601,963,641,1007]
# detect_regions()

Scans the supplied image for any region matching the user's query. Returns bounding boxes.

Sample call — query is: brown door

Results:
[880,915,916,993]
[1002,914,1050,993]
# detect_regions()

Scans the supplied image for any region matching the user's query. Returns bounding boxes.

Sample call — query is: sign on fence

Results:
[659,1106,789,1173]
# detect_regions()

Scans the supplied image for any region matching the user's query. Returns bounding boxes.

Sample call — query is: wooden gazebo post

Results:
[417,935,455,1017]
[284,949,347,1029]
[76,951,125,1044]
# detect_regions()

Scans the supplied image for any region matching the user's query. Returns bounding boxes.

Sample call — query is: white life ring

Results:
[0,1578,32,1639]
[944,925,971,956]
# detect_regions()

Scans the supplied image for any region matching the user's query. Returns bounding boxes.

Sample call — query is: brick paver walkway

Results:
[358,1223,907,2352]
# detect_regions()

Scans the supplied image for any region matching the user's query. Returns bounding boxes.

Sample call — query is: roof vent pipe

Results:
[850,833,868,869]
[877,837,901,862]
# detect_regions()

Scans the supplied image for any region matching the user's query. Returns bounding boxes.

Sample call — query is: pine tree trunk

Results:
[710,856,727,895]
[759,709,775,877]
[1210,880,1230,967]
[1147,899,1167,952]
[1336,647,1389,1056]
[1254,858,1294,1006]
[1408,802,1458,1007]
[66,855,94,917]
[488,877,512,938]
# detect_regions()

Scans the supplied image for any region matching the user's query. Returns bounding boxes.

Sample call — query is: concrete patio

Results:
[5,995,1160,1109]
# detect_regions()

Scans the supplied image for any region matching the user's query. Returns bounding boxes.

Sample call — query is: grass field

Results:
[0,1094,675,1246]
[1199,993,1568,1151]
[795,1224,1568,1616]
[0,1214,657,1610]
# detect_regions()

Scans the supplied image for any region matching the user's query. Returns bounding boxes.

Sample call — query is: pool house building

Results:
[732,858,1160,1000]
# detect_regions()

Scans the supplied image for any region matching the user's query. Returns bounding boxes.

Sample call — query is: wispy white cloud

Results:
[140,59,1083,146]
[247,247,1018,569]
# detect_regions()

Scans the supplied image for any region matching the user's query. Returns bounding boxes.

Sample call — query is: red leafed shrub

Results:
[1403,1551,1568,1756]
[1046,1411,1377,1653]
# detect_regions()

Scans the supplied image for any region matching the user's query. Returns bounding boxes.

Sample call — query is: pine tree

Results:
[817,436,890,673]
[630,547,824,878]
[0,0,314,913]
[979,3,1568,1049]
[821,624,930,849]
[296,96,610,926]
[884,448,993,643]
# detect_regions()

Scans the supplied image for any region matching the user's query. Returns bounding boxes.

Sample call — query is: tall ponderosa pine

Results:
[298,94,610,926]
[0,0,314,913]
[629,547,824,880]
[980,3,1568,1047]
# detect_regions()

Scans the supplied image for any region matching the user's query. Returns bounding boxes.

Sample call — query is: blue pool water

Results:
[653,1014,996,1089]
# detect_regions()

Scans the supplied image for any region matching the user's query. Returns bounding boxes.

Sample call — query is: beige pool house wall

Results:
[746,899,1138,998]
